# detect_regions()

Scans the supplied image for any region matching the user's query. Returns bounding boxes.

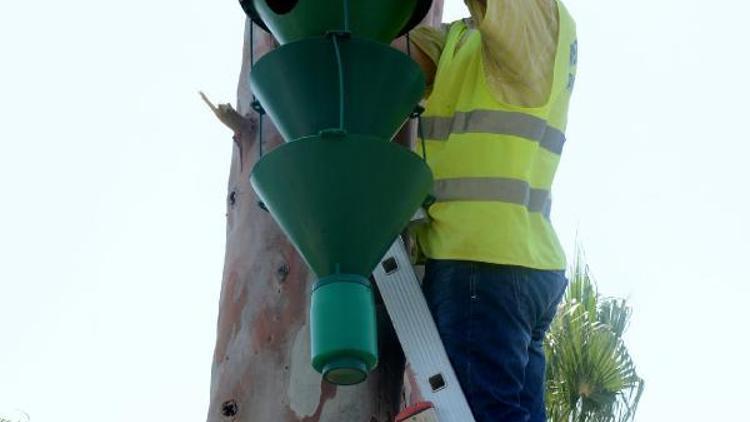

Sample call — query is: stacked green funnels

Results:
[240,0,434,386]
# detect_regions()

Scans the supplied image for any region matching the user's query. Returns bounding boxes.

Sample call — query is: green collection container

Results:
[310,275,377,385]
[250,36,425,142]
[240,0,433,44]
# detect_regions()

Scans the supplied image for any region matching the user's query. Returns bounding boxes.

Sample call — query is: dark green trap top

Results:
[239,0,433,44]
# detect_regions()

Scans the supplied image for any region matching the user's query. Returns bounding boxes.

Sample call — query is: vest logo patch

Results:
[570,40,578,66]
[567,73,576,91]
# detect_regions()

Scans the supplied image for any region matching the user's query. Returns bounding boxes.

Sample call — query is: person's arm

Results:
[470,0,559,107]
[393,23,451,92]
[392,36,437,88]
[391,26,447,148]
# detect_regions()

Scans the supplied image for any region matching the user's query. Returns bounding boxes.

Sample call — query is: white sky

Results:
[1,0,748,421]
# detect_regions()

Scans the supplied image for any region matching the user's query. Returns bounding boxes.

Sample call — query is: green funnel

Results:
[251,135,432,385]
[251,36,425,142]
[239,0,433,44]
[251,135,432,277]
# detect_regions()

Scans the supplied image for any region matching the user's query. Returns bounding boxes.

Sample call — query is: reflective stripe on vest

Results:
[433,177,552,217]
[421,110,566,155]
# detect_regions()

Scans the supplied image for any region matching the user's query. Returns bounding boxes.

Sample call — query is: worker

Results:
[400,0,578,420]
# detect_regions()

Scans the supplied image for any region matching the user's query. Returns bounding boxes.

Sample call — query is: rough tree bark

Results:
[206,4,444,421]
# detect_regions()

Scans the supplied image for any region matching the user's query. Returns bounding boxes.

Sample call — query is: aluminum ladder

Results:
[372,212,476,422]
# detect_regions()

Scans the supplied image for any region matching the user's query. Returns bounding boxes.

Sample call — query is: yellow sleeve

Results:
[468,0,560,107]
[407,24,450,95]
[409,24,449,68]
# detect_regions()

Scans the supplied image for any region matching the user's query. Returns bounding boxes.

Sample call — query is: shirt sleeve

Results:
[407,23,449,95]
[409,24,449,68]
[470,0,560,107]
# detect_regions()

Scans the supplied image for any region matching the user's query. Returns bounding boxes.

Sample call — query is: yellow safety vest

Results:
[415,2,577,270]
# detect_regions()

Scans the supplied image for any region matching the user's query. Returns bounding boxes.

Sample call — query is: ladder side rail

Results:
[373,238,476,422]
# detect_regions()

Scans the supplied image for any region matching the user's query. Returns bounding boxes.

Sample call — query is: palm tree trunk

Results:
[206,5,443,420]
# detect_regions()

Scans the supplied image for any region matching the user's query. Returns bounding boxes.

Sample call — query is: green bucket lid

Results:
[250,135,433,278]
[250,36,425,142]
[322,357,369,385]
[239,0,433,44]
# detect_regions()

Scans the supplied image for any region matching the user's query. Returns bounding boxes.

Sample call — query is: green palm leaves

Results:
[544,248,644,421]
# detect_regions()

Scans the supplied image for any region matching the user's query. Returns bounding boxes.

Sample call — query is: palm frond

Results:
[544,245,644,422]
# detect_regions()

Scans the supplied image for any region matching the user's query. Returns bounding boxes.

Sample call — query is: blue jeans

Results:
[422,259,568,422]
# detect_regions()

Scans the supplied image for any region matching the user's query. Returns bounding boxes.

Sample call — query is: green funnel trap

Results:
[239,0,433,44]
[250,135,433,384]
[251,135,432,277]
[250,36,425,142]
